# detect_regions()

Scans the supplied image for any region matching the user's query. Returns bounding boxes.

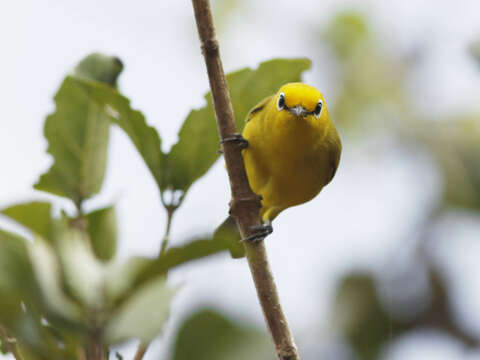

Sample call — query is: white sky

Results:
[1,0,480,359]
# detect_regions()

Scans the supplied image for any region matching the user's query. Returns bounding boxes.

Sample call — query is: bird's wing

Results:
[327,130,342,184]
[245,95,273,123]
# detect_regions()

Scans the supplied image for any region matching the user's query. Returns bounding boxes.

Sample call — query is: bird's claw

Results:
[218,133,249,154]
[242,223,273,244]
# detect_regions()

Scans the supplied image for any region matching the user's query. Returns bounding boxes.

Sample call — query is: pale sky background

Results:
[1,0,480,359]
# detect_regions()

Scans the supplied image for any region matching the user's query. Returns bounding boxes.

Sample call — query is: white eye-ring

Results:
[277,92,286,111]
[313,100,323,118]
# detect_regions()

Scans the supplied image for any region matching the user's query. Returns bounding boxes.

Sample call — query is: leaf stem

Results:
[89,332,105,360]
[0,325,24,360]
[190,0,300,359]
[133,203,177,360]
[159,205,176,257]
[70,199,87,232]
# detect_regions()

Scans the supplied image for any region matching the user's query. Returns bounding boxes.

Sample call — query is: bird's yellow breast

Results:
[242,83,341,221]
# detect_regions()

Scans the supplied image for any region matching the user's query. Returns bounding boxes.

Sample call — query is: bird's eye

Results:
[313,100,323,118]
[277,93,286,111]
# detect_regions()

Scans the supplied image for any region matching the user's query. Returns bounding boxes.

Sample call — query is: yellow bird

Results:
[218,82,341,250]
[242,82,341,223]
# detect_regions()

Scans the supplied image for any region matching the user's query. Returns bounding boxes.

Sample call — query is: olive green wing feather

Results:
[245,95,273,123]
[327,128,342,184]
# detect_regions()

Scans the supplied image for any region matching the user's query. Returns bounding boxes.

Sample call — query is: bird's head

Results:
[275,83,328,123]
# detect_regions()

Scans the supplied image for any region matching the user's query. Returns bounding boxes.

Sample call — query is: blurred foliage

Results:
[1,201,53,241]
[471,39,480,66]
[85,206,118,262]
[0,51,311,358]
[422,117,480,210]
[326,12,410,135]
[324,12,370,60]
[172,309,273,360]
[72,53,123,87]
[332,274,405,359]
[324,13,480,214]
[322,12,480,360]
[331,265,480,360]
[213,0,242,33]
[1,6,479,359]
[0,198,244,357]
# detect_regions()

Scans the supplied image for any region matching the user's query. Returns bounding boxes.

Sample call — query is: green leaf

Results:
[86,206,117,261]
[0,230,83,359]
[104,257,153,302]
[0,230,36,327]
[105,232,239,304]
[73,53,123,87]
[135,235,234,289]
[165,58,311,192]
[34,77,110,203]
[213,216,244,258]
[172,309,272,360]
[1,201,53,240]
[105,277,175,344]
[34,54,122,203]
[28,238,84,324]
[69,78,165,190]
[56,228,107,309]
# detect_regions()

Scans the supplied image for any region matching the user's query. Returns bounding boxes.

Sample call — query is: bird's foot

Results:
[217,133,249,154]
[242,221,273,244]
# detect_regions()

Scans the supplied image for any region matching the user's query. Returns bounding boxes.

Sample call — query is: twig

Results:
[0,325,24,360]
[90,342,104,360]
[88,329,104,360]
[190,1,300,359]
[159,205,176,257]
[133,343,147,360]
[133,206,176,359]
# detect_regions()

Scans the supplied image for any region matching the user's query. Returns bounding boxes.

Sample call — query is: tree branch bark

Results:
[191,1,300,359]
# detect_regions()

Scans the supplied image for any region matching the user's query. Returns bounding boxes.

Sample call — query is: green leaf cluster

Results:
[0,52,310,358]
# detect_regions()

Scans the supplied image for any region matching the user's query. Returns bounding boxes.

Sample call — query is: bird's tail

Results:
[213,215,245,259]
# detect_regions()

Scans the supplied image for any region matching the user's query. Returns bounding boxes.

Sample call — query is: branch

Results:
[190,1,300,359]
[133,344,147,360]
[89,336,104,360]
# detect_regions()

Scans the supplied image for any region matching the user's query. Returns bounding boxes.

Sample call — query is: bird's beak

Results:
[289,106,308,117]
